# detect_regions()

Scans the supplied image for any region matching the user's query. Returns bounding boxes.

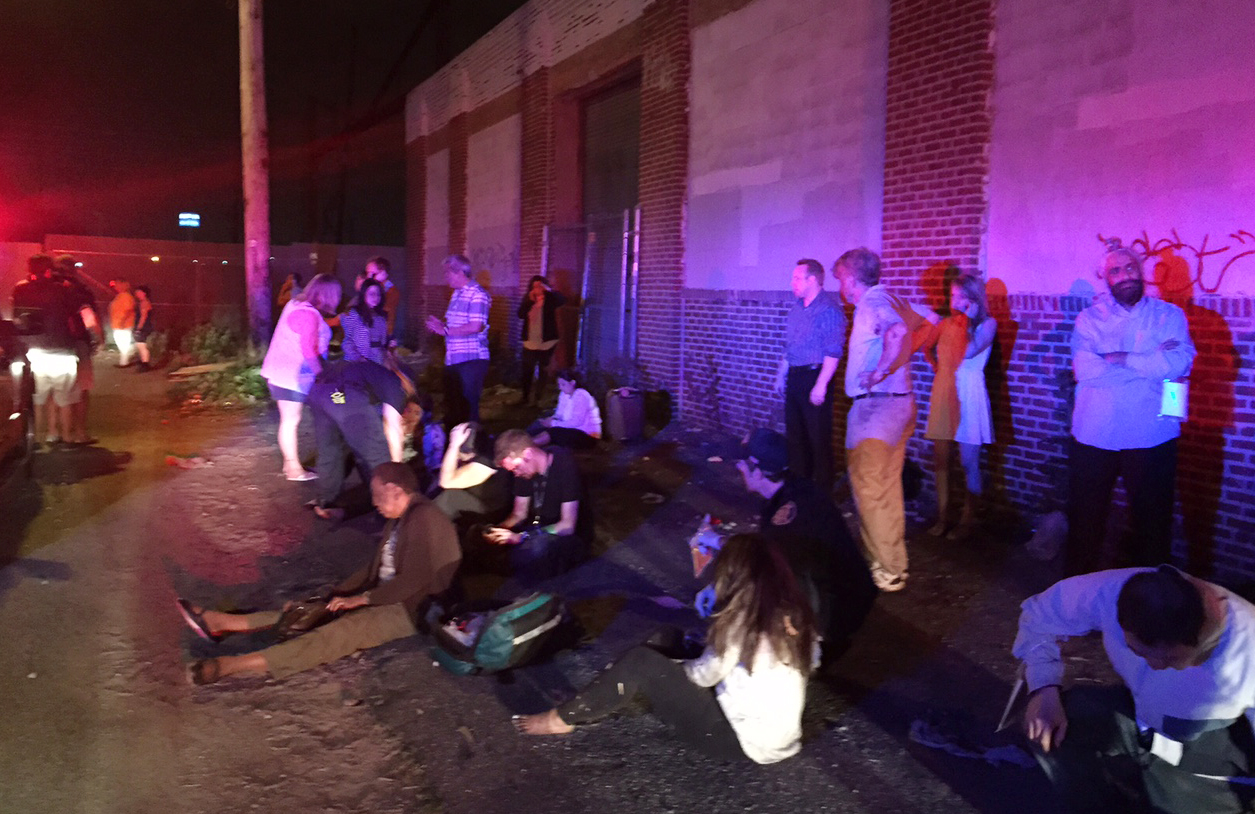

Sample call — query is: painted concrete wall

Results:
[685,0,887,291]
[424,149,450,284]
[405,0,649,142]
[988,0,1255,296]
[466,114,522,288]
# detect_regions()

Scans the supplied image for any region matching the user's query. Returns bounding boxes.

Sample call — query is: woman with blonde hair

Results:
[260,273,343,481]
[921,272,997,538]
[515,534,818,764]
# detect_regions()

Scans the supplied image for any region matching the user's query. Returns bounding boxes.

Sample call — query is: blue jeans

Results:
[444,359,489,430]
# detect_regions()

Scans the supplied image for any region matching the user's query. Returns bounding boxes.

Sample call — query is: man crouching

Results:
[179,462,461,684]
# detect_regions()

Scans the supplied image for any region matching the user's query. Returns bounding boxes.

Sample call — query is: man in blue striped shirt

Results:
[774,258,846,494]
[426,254,491,430]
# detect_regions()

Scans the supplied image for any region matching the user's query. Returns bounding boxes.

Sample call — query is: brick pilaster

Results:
[448,113,469,255]
[404,134,427,344]
[881,0,994,299]
[636,0,691,392]
[519,67,554,284]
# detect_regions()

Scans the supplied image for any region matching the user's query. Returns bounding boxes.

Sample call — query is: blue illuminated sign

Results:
[179,212,201,228]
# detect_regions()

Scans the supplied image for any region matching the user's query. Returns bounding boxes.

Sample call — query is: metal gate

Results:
[540,206,640,366]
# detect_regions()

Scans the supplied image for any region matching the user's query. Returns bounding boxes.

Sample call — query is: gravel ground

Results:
[0,360,1114,813]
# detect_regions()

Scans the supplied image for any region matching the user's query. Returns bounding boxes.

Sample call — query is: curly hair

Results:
[833,248,881,287]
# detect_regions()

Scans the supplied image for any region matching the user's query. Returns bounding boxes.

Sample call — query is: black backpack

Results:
[428,593,565,676]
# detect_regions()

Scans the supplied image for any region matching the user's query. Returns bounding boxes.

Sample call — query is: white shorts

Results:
[29,350,81,407]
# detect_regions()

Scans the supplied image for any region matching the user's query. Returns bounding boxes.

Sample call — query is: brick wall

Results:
[404,135,427,344]
[519,68,554,283]
[635,0,691,392]
[880,0,994,295]
[448,113,469,255]
[681,285,1255,581]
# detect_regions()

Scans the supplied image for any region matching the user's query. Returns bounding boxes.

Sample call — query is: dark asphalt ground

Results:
[0,360,1112,813]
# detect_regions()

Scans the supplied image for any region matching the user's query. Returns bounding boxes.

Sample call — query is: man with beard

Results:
[1066,240,1195,575]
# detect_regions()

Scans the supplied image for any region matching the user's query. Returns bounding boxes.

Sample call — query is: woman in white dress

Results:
[922,273,996,539]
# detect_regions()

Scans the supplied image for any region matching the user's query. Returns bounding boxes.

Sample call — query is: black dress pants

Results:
[785,365,834,493]
[1066,438,1177,575]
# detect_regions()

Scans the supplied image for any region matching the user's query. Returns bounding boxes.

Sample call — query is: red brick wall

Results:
[519,68,554,283]
[880,0,994,295]
[635,0,691,392]
[681,286,1255,581]
[448,113,469,255]
[404,135,427,345]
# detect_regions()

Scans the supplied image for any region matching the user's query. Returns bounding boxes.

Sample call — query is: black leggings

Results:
[520,347,555,401]
[557,646,746,762]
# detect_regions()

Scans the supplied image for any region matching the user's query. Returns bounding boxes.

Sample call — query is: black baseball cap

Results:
[738,428,789,478]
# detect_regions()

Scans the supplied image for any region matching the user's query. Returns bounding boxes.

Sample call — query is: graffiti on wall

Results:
[1099,229,1255,296]
[469,242,519,286]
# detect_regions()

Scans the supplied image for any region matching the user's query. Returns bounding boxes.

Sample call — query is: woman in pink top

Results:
[260,274,342,481]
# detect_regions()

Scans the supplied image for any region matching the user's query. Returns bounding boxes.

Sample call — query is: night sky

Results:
[0,0,526,246]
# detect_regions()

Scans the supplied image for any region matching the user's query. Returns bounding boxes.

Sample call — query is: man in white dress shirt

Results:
[1066,241,1196,575]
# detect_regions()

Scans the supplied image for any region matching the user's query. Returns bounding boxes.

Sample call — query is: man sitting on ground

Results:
[1016,565,1255,813]
[180,463,460,684]
[470,429,587,584]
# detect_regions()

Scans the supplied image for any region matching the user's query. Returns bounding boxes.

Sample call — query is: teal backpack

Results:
[429,593,565,676]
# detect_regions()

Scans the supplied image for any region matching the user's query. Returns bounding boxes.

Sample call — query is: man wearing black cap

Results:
[734,428,876,660]
[306,359,408,519]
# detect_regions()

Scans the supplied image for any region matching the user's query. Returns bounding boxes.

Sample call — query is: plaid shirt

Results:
[444,281,491,364]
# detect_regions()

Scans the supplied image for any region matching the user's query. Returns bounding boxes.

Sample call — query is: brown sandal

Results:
[188,658,221,686]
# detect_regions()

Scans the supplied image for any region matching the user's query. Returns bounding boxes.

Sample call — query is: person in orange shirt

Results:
[107,279,137,367]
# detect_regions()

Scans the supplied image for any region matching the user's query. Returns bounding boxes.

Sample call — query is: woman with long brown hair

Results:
[515,533,817,763]
[921,272,996,538]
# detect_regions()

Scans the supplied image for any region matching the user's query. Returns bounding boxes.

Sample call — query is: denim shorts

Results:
[268,383,307,403]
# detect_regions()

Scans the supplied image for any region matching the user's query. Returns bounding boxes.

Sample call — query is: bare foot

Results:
[513,709,574,735]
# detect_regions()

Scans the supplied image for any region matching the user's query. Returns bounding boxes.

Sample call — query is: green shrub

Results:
[168,320,266,407]
[144,331,169,368]
[178,322,244,366]
[169,361,267,407]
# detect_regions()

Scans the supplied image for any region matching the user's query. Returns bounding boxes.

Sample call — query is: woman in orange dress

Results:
[922,274,996,539]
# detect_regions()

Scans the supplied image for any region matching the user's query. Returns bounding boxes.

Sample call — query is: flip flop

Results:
[285,470,318,482]
[176,598,220,642]
[188,658,221,686]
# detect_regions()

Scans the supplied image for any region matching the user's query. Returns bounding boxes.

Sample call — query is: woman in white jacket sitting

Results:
[514,533,818,764]
[529,369,601,449]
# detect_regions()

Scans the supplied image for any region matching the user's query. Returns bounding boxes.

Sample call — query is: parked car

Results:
[0,319,35,486]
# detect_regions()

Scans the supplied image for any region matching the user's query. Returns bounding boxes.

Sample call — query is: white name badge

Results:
[1151,731,1184,766]
[1160,380,1188,420]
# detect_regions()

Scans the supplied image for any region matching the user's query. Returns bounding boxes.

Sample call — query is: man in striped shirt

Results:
[426,254,491,430]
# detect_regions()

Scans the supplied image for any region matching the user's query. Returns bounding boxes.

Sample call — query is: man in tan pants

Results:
[834,248,930,592]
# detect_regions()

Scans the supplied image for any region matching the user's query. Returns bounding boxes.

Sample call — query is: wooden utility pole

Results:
[239,0,271,342]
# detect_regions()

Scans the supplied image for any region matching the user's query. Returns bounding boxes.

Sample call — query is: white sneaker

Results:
[871,566,907,592]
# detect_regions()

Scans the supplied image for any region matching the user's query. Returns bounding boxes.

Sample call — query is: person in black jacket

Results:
[516,275,565,405]
[736,428,876,663]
